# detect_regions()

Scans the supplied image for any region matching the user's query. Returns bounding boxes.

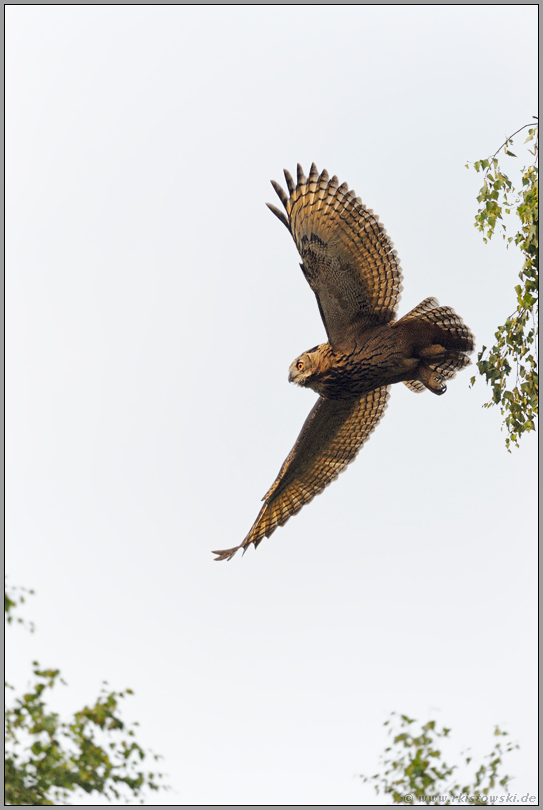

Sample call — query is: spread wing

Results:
[267,163,403,350]
[212,386,390,561]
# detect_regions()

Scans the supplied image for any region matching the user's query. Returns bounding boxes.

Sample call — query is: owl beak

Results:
[288,363,300,384]
[289,366,305,386]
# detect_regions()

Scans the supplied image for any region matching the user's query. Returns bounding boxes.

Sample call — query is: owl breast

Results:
[309,324,417,400]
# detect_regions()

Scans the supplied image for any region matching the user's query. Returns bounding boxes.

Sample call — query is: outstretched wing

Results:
[267,163,403,350]
[212,386,390,561]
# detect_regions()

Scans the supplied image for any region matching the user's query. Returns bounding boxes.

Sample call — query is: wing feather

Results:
[284,168,295,196]
[267,164,403,349]
[212,386,390,561]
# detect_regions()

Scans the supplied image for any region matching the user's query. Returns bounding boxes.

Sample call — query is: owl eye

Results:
[296,360,304,371]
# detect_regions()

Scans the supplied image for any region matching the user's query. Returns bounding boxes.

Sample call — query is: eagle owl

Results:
[213,164,474,561]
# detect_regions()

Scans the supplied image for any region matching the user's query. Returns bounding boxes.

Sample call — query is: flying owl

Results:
[213,163,474,562]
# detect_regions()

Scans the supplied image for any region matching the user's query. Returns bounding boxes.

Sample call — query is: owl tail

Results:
[396,297,475,395]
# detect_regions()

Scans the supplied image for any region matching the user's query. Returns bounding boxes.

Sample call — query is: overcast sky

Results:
[6,5,538,805]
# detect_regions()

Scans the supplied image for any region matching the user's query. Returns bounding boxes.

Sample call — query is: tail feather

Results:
[403,379,426,394]
[398,298,475,395]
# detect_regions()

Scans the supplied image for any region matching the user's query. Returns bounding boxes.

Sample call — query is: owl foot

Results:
[418,367,447,396]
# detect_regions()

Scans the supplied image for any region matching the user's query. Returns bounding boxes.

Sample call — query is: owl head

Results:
[288,345,321,387]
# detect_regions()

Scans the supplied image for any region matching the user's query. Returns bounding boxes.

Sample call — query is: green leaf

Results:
[4,583,170,806]
[469,121,538,449]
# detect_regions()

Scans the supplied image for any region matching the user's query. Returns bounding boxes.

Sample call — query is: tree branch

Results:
[492,119,538,157]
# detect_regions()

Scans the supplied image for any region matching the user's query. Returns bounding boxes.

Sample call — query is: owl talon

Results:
[418,368,447,395]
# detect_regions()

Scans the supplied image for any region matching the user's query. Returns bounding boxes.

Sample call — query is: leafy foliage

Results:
[361,713,519,805]
[5,584,168,806]
[5,583,35,633]
[468,121,538,450]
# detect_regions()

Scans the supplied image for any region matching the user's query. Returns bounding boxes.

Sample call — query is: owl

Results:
[213,164,474,561]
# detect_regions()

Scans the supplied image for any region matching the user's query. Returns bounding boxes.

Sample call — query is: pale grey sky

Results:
[6,5,538,805]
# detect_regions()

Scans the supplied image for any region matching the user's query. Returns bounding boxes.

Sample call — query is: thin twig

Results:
[493,122,538,157]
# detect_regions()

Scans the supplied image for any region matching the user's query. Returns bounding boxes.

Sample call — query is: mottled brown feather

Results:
[212,386,390,561]
[269,163,403,349]
[398,297,475,392]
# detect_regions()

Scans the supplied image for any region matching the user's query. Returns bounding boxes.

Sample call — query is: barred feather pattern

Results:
[308,329,412,400]
[397,297,475,392]
[398,297,475,351]
[403,379,427,393]
[267,163,403,348]
[212,386,390,562]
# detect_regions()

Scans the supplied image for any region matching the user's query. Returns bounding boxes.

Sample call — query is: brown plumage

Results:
[213,163,474,562]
